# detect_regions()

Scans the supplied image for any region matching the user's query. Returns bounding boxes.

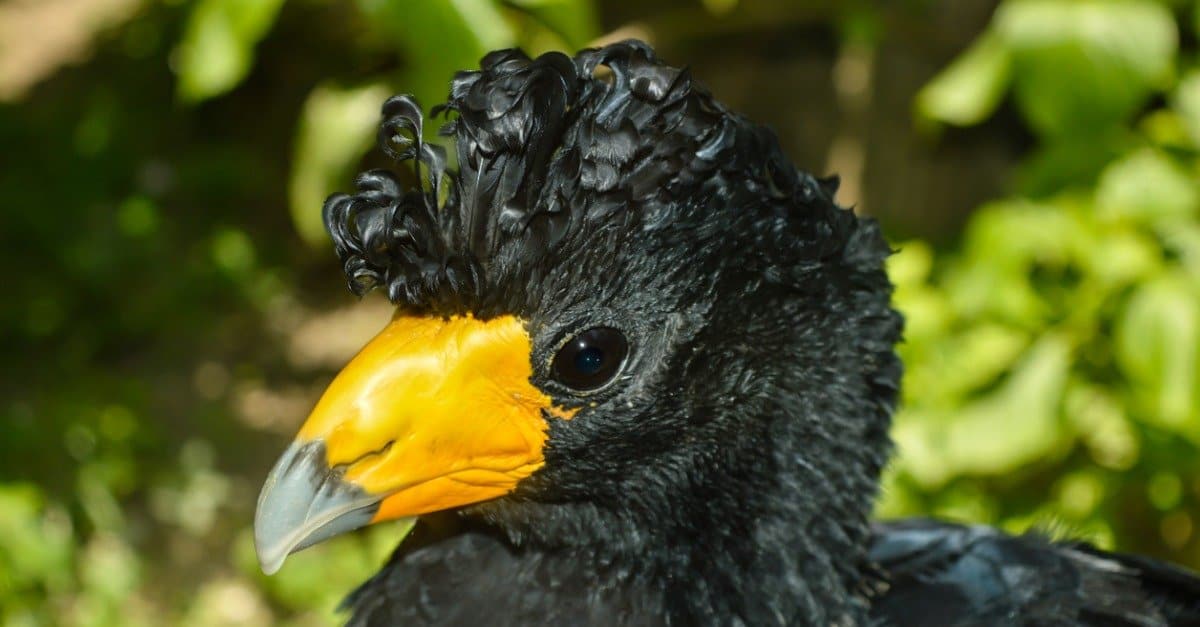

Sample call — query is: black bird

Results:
[253,41,1200,626]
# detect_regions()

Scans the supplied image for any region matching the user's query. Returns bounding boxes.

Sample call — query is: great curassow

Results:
[253,41,1200,626]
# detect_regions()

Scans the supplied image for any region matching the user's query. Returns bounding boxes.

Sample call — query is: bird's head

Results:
[255,41,901,575]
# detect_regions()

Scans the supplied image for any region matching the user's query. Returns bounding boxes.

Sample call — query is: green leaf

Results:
[288,82,392,246]
[507,0,600,49]
[995,0,1177,137]
[1083,228,1160,289]
[1175,70,1200,149]
[887,240,933,287]
[1013,131,1132,196]
[1096,149,1199,225]
[174,0,286,103]
[1160,223,1200,285]
[0,484,73,589]
[927,325,1031,405]
[893,335,1072,487]
[962,199,1083,271]
[1115,274,1200,437]
[945,334,1071,474]
[916,29,1012,126]
[944,199,1091,325]
[357,0,516,109]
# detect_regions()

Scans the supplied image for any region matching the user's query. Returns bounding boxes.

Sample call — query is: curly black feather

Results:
[323,40,876,314]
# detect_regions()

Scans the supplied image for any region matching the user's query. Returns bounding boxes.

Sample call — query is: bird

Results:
[252,40,1200,626]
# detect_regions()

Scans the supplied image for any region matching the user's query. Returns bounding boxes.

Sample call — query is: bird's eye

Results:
[551,327,629,391]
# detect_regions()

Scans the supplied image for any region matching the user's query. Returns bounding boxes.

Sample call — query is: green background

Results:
[2,0,1198,624]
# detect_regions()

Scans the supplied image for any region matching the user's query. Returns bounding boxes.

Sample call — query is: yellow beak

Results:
[254,314,572,574]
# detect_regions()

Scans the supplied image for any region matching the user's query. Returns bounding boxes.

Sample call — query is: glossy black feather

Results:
[320,41,1200,626]
[869,519,1200,626]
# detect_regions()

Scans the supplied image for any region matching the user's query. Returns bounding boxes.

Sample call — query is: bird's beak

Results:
[254,314,572,574]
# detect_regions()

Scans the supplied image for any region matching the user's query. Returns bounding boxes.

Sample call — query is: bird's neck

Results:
[647,499,872,625]
[498,489,872,625]
[486,446,879,625]
[631,406,885,625]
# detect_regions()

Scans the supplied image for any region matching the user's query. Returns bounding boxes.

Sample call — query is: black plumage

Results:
[870,520,1200,626]
[320,41,1200,626]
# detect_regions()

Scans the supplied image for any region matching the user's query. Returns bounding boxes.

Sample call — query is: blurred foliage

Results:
[880,0,1200,568]
[0,0,1197,625]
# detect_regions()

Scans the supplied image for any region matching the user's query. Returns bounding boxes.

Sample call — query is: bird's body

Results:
[343,517,1200,626]
[340,514,1200,619]
[253,41,1200,626]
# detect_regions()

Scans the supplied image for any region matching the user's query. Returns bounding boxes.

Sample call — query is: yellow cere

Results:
[294,314,576,520]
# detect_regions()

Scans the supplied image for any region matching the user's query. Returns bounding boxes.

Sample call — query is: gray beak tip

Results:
[258,551,286,576]
[253,440,382,575]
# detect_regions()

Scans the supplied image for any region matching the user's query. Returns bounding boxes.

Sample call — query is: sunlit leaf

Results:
[288,82,392,246]
[915,29,1011,126]
[1096,149,1199,225]
[1160,223,1200,285]
[893,286,952,349]
[917,324,1030,406]
[887,241,934,288]
[944,262,1046,326]
[0,484,73,589]
[1175,70,1200,148]
[889,411,950,487]
[1083,228,1160,289]
[943,199,1090,325]
[962,199,1084,271]
[892,335,1072,487]
[995,0,1177,137]
[1140,109,1198,155]
[174,0,286,103]
[889,242,953,343]
[1115,274,1200,437]
[941,334,1072,475]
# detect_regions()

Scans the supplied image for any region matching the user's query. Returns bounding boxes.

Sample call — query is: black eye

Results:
[551,327,629,391]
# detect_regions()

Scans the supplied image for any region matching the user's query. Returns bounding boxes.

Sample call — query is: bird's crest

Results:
[324,40,867,312]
